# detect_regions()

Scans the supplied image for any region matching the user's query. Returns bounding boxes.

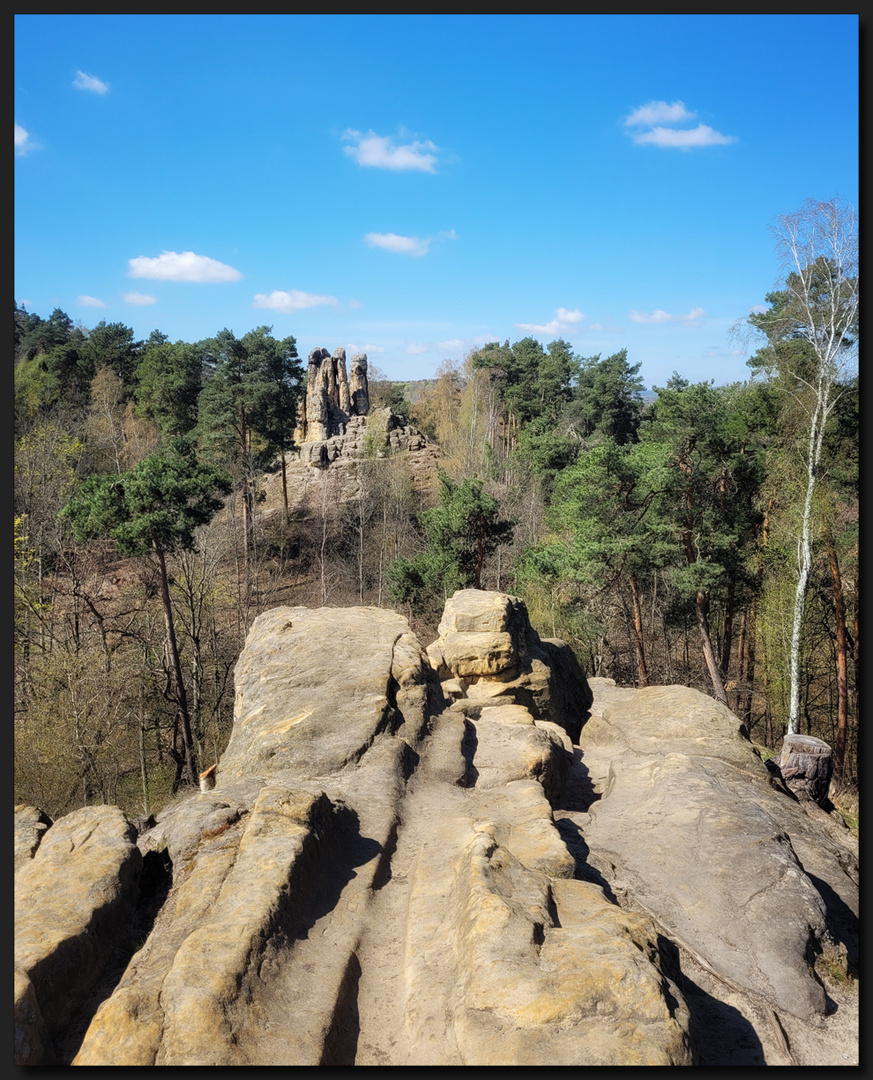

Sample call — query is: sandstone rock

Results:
[349,352,369,415]
[461,702,569,804]
[295,346,362,445]
[435,588,526,639]
[14,966,49,1066]
[20,602,856,1065]
[14,805,141,1063]
[427,590,592,741]
[577,684,858,1022]
[74,605,443,1066]
[477,779,576,879]
[335,346,351,414]
[74,788,340,1066]
[220,605,438,782]
[14,804,52,872]
[402,824,693,1065]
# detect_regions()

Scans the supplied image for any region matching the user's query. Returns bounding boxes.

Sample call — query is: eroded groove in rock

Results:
[17,594,857,1066]
[577,680,858,1028]
[15,806,142,1066]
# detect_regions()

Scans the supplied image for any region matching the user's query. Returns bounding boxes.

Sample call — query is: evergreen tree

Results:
[135,337,203,435]
[388,473,514,610]
[63,437,231,788]
[640,381,764,703]
[567,349,645,445]
[197,326,303,568]
[81,320,141,389]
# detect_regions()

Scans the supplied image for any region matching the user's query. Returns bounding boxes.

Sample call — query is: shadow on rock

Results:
[552,816,617,902]
[560,749,601,811]
[320,951,362,1066]
[806,872,859,978]
[57,848,174,1064]
[294,805,384,936]
[460,718,479,788]
[654,935,766,1065]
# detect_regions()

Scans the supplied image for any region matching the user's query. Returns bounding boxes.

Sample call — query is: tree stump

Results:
[777,734,833,807]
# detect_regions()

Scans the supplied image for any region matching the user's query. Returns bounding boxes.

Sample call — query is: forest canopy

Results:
[14,202,858,816]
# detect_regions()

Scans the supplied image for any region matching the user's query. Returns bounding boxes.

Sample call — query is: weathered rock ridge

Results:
[14,592,858,1066]
[285,344,438,487]
[294,345,369,446]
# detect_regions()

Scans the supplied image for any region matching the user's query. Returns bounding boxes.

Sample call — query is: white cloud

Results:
[128,250,242,282]
[749,304,768,314]
[77,295,107,308]
[123,291,157,306]
[632,124,735,149]
[406,342,429,355]
[348,299,364,309]
[365,232,431,257]
[14,123,33,155]
[516,307,585,336]
[437,338,466,352]
[73,70,109,94]
[342,129,439,173]
[623,100,735,150]
[630,306,707,325]
[252,290,338,313]
[624,100,696,128]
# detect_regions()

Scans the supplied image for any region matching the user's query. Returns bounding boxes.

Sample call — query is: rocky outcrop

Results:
[564,679,859,1064]
[72,606,439,1066]
[349,352,369,416]
[13,595,858,1066]
[428,589,593,741]
[14,806,142,1065]
[66,597,691,1065]
[14,803,52,872]
[256,405,441,523]
[295,407,432,469]
[294,346,366,446]
[290,344,434,482]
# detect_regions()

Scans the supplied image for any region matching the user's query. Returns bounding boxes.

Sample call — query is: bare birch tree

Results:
[750,199,858,735]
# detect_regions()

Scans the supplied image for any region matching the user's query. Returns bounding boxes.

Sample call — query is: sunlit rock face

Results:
[294,346,367,446]
[14,593,858,1066]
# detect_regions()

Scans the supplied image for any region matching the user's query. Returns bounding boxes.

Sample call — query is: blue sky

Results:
[15,15,858,389]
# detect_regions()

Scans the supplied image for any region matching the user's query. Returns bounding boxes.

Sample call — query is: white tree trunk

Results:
[774,200,858,736]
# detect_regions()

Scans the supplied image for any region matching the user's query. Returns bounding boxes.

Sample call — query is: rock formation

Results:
[14,592,858,1066]
[349,352,369,416]
[14,806,142,1065]
[294,346,369,446]
[276,344,439,508]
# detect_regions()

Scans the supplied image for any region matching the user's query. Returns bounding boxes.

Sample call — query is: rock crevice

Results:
[14,594,858,1066]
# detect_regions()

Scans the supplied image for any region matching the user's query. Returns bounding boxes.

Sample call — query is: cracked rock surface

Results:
[14,596,858,1066]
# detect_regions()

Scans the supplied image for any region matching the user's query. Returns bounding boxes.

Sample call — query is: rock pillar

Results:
[350,353,370,416]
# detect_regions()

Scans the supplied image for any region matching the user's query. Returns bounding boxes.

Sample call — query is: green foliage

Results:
[63,437,231,557]
[81,320,141,389]
[389,473,514,609]
[14,305,94,416]
[472,336,580,429]
[363,410,389,459]
[641,380,765,600]
[135,339,202,435]
[567,349,645,445]
[513,418,578,485]
[15,306,76,363]
[197,326,302,468]
[369,381,410,420]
